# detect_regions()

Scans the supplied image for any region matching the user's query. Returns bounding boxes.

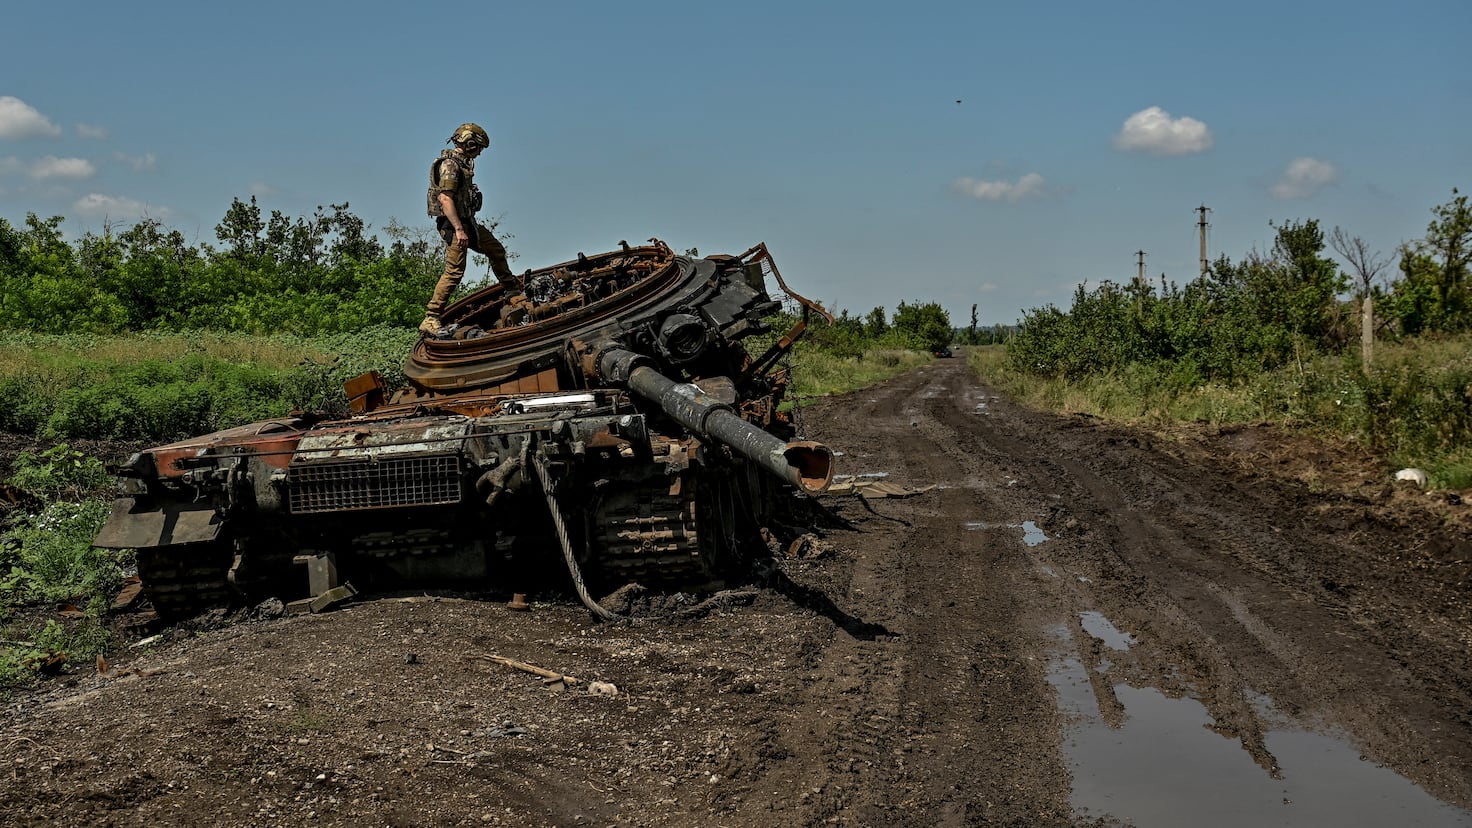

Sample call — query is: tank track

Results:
[135,542,235,619]
[590,472,710,587]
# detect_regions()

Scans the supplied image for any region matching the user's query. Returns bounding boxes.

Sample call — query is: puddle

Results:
[1020,520,1049,546]
[1046,630,1472,827]
[1079,611,1135,650]
[976,520,1050,545]
[1049,651,1099,718]
[832,471,890,483]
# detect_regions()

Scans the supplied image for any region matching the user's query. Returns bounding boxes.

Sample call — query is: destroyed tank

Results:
[94,241,835,619]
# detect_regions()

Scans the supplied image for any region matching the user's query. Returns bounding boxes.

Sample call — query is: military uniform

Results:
[425,139,516,325]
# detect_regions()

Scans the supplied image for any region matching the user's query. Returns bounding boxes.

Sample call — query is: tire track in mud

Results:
[788,354,1472,823]
[778,363,1076,826]
[907,357,1472,813]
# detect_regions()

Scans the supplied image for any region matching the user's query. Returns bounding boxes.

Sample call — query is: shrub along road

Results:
[2,356,1469,826]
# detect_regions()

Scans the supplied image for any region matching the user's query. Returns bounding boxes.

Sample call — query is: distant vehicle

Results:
[933,347,954,358]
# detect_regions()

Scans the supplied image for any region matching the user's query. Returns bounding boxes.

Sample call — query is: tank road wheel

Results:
[587,471,707,590]
[136,540,236,620]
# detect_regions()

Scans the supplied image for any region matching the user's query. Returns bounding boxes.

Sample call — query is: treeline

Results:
[798,301,955,357]
[0,198,448,334]
[2,197,981,360]
[1008,190,1471,384]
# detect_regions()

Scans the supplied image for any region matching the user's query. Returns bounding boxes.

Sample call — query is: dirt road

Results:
[3,356,1470,826]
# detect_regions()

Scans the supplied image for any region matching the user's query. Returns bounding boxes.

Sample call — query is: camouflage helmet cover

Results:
[449,122,490,149]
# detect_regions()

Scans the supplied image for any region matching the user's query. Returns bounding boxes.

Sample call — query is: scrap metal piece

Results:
[308,583,358,613]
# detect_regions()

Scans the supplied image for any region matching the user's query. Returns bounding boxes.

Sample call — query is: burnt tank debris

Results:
[93,241,836,619]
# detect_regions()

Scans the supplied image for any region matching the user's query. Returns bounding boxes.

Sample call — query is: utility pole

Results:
[1196,204,1212,282]
[1134,249,1146,314]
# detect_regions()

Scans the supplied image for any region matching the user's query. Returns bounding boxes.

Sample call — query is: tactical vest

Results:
[426,150,483,219]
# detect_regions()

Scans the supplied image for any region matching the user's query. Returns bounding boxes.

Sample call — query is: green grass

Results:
[970,336,1472,490]
[787,346,933,401]
[0,329,332,376]
[0,327,418,441]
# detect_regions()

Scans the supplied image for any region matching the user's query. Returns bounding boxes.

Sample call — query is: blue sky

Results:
[2,0,1467,325]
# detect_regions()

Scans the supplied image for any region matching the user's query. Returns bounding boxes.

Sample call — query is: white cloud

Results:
[0,96,62,139]
[74,193,169,219]
[249,181,279,197]
[1270,157,1339,199]
[76,123,108,140]
[1113,106,1213,155]
[953,172,1046,202]
[114,151,157,172]
[30,156,95,179]
[0,156,22,176]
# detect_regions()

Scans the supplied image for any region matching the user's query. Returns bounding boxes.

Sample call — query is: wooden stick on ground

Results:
[476,654,581,686]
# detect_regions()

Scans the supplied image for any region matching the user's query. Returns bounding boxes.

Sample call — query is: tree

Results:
[890,301,952,352]
[214,196,266,260]
[1329,226,1392,373]
[1330,227,1391,301]
[1426,188,1471,312]
[1386,189,1472,334]
[864,306,888,338]
[1226,219,1349,354]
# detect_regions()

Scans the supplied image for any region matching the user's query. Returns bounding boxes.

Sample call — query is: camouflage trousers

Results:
[428,219,516,315]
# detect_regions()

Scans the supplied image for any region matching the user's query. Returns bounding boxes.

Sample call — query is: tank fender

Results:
[93,498,223,549]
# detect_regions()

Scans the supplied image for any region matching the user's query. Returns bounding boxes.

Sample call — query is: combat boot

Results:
[494,266,520,290]
[418,314,443,337]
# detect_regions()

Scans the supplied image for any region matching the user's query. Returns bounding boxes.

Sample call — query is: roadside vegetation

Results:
[0,445,118,689]
[760,300,953,402]
[973,189,1472,490]
[0,199,953,692]
[0,327,420,441]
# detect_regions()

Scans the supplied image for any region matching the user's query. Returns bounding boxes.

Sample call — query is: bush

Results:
[7,443,111,500]
[1,499,121,607]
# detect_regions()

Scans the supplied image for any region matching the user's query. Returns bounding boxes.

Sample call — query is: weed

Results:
[1,500,120,605]
[7,443,112,500]
[0,618,112,693]
[279,708,333,734]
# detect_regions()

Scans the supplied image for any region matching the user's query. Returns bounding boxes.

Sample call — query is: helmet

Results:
[449,122,490,149]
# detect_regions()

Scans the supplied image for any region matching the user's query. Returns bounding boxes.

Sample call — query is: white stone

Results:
[1395,468,1429,487]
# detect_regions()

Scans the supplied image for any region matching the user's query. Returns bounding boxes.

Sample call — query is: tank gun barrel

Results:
[599,348,833,495]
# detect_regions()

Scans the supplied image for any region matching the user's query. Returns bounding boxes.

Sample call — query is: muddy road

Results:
[3,355,1470,827]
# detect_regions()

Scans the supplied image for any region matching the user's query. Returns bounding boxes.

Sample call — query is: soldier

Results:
[422,122,517,336]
